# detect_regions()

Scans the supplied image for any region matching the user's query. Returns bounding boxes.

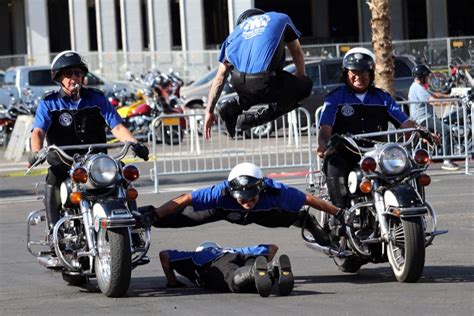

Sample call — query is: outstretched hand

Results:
[204,111,216,140]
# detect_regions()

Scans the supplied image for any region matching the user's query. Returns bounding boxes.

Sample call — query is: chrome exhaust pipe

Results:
[303,240,353,258]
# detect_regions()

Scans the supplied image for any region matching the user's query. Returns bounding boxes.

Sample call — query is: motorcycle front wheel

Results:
[95,228,132,297]
[387,217,425,282]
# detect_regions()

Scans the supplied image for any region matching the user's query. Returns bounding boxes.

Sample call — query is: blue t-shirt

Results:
[168,244,271,267]
[319,85,408,135]
[33,88,122,132]
[191,178,306,214]
[219,12,300,73]
[408,81,434,123]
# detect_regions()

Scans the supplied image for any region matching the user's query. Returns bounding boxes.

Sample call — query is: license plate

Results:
[162,117,180,126]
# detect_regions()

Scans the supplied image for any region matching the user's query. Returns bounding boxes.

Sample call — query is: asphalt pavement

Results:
[0,149,473,316]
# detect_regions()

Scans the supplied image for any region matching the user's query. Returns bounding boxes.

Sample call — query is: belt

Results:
[232,69,277,81]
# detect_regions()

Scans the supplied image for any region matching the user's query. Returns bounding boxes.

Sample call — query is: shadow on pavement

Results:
[296,265,474,284]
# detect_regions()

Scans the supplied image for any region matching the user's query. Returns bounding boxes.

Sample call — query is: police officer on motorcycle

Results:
[29,51,149,266]
[317,47,418,208]
[203,9,312,139]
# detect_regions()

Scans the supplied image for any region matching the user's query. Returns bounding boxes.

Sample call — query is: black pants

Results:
[323,148,361,208]
[231,70,312,120]
[46,163,70,186]
[172,253,257,293]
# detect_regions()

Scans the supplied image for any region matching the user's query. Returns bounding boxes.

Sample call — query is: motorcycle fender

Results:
[384,185,425,208]
[384,185,427,216]
[92,200,133,232]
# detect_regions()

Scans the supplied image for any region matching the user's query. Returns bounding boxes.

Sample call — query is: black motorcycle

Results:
[304,128,447,282]
[26,142,151,297]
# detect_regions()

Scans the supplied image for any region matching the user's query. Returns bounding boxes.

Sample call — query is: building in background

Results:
[0,0,471,78]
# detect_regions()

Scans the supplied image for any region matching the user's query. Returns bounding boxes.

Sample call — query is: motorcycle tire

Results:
[62,272,88,286]
[387,217,425,283]
[95,228,132,297]
[333,256,363,273]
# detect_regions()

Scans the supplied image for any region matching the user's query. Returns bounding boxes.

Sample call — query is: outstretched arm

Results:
[155,193,193,219]
[204,62,232,139]
[304,193,340,216]
[287,39,306,77]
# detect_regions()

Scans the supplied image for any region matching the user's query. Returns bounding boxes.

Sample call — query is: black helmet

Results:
[51,50,88,82]
[236,8,265,26]
[227,162,264,201]
[342,47,375,72]
[412,64,432,79]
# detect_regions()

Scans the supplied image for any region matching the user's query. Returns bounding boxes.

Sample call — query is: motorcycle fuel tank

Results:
[131,104,151,116]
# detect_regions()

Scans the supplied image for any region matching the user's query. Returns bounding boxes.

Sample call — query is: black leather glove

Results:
[132,142,149,161]
[28,152,39,167]
[133,205,158,228]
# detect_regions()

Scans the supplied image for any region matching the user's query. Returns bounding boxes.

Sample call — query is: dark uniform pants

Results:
[230,70,312,122]
[172,253,257,293]
[323,147,361,208]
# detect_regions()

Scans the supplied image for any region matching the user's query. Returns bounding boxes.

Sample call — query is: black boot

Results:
[216,98,244,138]
[275,254,294,296]
[296,211,331,246]
[326,176,351,209]
[44,184,61,230]
[253,256,273,297]
[236,102,302,131]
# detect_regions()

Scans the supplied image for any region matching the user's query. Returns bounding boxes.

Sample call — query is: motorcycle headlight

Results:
[378,144,408,175]
[87,155,119,187]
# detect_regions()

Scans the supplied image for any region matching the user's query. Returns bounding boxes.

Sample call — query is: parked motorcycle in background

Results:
[119,71,185,145]
[304,128,447,282]
[26,142,151,297]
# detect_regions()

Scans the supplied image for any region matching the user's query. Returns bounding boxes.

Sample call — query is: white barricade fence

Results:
[149,108,315,193]
[314,96,472,174]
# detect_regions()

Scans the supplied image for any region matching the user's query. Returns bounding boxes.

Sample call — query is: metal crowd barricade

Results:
[149,107,315,193]
[314,97,472,175]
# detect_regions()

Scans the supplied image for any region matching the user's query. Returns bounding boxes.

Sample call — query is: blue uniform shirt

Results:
[191,178,306,214]
[219,12,300,73]
[319,85,408,135]
[33,88,122,132]
[168,244,271,267]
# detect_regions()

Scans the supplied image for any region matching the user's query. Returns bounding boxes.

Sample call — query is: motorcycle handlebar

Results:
[24,142,135,175]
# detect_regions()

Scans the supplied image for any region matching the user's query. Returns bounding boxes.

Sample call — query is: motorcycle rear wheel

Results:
[387,217,425,282]
[95,228,132,297]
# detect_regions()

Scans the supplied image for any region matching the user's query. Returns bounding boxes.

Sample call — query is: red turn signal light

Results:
[127,188,138,200]
[72,167,88,183]
[417,174,431,186]
[360,157,377,172]
[70,191,82,204]
[359,179,372,193]
[123,165,140,181]
[414,149,430,165]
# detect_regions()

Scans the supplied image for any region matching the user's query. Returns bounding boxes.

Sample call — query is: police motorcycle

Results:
[304,128,447,282]
[26,142,151,297]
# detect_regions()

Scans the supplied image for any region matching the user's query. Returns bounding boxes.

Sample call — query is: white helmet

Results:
[342,47,375,71]
[227,162,265,201]
[196,241,222,252]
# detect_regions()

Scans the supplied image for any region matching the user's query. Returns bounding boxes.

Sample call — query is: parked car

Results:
[217,55,417,137]
[181,67,234,109]
[0,65,131,106]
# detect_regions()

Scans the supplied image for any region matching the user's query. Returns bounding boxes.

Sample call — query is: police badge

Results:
[59,112,73,126]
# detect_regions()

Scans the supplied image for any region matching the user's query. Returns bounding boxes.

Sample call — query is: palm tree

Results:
[368,0,395,96]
